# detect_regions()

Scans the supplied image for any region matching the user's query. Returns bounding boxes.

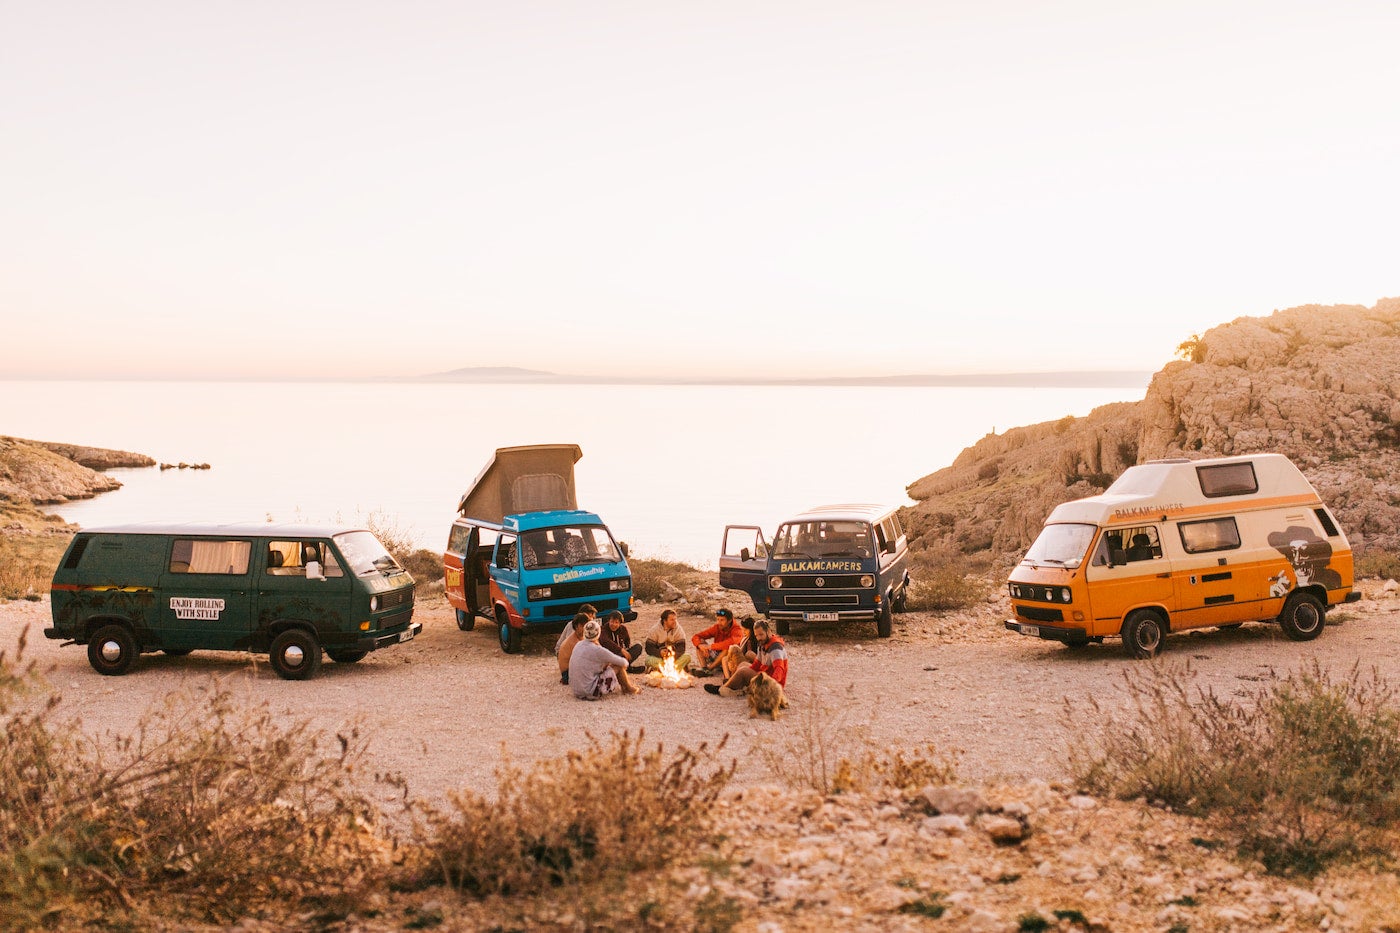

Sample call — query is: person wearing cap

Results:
[568,618,639,700]
[704,618,787,698]
[643,608,691,671]
[599,609,644,673]
[689,608,745,677]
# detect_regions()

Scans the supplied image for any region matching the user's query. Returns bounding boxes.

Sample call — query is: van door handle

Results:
[1156,573,1171,579]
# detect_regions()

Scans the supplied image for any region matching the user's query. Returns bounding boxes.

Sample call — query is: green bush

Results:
[0,628,387,927]
[1068,662,1400,875]
[627,556,707,603]
[1355,548,1400,582]
[411,732,733,897]
[902,547,991,612]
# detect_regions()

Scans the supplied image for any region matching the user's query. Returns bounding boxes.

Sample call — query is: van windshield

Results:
[521,525,621,569]
[772,521,874,559]
[334,531,404,576]
[1023,523,1096,567]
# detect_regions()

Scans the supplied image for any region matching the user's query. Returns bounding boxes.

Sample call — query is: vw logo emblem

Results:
[815,577,826,587]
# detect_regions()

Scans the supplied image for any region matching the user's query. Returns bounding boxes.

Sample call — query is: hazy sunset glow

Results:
[2,1,1396,380]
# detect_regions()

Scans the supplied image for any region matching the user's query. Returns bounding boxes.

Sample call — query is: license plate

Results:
[804,612,839,622]
[1019,624,1040,637]
[399,627,417,643]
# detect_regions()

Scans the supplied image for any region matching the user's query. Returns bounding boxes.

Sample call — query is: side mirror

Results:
[619,542,629,559]
[740,547,751,562]
[883,540,897,555]
[305,560,326,581]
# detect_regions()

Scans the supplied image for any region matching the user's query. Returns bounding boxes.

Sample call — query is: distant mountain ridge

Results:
[411,367,1150,388]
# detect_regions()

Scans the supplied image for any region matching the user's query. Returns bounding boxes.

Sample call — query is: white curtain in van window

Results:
[188,540,251,574]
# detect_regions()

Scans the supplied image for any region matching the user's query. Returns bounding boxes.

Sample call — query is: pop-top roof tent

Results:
[456,444,582,523]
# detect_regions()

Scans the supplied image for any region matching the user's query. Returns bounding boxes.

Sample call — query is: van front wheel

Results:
[456,609,476,632]
[88,624,137,676]
[876,602,893,638]
[270,629,323,680]
[1279,592,1325,641]
[1121,610,1165,660]
[496,608,522,654]
[327,648,369,663]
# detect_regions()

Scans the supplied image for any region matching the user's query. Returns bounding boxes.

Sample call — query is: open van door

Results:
[719,525,770,614]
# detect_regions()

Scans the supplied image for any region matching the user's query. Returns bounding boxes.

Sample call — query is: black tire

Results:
[270,628,322,680]
[876,601,893,638]
[162,647,194,657]
[1279,592,1326,641]
[326,648,369,664]
[456,608,476,632]
[893,584,909,613]
[1121,609,1165,660]
[1064,637,1091,650]
[87,624,137,676]
[497,607,522,654]
[774,618,790,637]
[1218,623,1243,631]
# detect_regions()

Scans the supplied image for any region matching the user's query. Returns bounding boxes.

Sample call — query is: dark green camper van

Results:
[47,523,419,680]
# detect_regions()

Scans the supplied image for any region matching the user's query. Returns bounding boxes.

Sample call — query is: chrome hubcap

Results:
[101,640,122,662]
[284,645,305,666]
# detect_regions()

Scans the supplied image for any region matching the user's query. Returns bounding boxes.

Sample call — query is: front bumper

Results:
[364,621,422,651]
[769,609,877,622]
[1005,620,1087,643]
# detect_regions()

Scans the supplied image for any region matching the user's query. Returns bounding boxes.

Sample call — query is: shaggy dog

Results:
[747,672,788,720]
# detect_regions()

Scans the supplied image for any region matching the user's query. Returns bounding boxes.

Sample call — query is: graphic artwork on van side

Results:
[1266,526,1343,591]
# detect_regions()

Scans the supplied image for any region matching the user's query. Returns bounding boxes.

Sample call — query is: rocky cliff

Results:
[0,436,152,505]
[905,298,1400,558]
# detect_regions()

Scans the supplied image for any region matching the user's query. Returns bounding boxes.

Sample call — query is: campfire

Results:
[643,653,694,689]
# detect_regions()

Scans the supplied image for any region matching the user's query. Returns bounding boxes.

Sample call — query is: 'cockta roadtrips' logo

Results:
[777,560,863,573]
[170,597,225,620]
[551,566,610,584]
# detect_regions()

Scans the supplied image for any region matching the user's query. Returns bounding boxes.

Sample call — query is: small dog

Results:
[747,672,788,720]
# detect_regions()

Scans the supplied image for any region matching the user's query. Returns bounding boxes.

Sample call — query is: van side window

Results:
[265,540,345,576]
[1122,527,1162,563]
[1314,508,1340,537]
[447,524,470,554]
[170,539,251,575]
[497,534,518,571]
[1197,462,1258,497]
[1179,518,1241,554]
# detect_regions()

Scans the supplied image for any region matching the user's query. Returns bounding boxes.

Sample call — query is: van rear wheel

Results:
[1279,592,1325,641]
[270,629,322,680]
[1121,610,1165,660]
[88,624,137,676]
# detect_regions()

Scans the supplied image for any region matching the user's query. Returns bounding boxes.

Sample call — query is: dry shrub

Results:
[0,628,390,927]
[0,535,61,600]
[628,556,707,603]
[399,548,445,584]
[903,546,991,612]
[1068,662,1400,875]
[755,682,955,795]
[1355,548,1400,582]
[413,731,733,897]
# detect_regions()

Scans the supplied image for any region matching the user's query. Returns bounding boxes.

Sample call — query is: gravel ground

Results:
[5,580,1400,811]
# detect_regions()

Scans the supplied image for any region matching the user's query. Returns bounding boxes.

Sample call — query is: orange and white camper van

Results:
[1005,454,1359,658]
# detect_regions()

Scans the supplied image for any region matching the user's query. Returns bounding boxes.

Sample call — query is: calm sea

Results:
[5,381,1145,569]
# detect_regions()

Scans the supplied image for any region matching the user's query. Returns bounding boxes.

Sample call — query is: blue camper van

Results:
[444,445,636,654]
[719,503,912,638]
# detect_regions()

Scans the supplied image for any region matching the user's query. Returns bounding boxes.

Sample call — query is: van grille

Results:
[781,594,861,608]
[778,574,865,590]
[553,598,620,618]
[542,578,625,600]
[1016,605,1064,623]
[378,588,413,611]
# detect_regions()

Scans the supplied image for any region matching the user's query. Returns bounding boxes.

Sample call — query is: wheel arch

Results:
[1119,604,1171,635]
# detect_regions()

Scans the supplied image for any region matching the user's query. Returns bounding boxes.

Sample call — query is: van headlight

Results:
[609,577,630,592]
[1061,588,1072,602]
[370,596,379,611]
[769,576,783,589]
[527,585,552,600]
[860,574,875,588]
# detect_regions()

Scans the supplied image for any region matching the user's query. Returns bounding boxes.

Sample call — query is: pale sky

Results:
[2,1,1396,380]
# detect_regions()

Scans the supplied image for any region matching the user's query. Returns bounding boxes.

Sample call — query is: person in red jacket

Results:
[704,618,787,697]
[690,607,745,676]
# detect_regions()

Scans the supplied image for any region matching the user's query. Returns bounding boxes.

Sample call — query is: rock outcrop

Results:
[906,299,1400,557]
[0,436,151,505]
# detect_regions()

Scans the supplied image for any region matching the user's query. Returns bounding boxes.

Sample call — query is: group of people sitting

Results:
[555,604,789,702]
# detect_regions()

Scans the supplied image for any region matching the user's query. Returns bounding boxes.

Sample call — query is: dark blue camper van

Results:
[719,503,911,638]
